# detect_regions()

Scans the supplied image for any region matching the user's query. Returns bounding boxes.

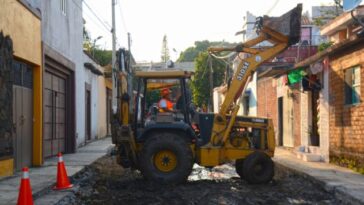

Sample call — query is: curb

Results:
[274,160,363,205]
[33,144,114,205]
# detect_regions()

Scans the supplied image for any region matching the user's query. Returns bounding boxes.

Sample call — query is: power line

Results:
[118,0,128,32]
[83,0,112,31]
[265,0,280,16]
[71,0,111,35]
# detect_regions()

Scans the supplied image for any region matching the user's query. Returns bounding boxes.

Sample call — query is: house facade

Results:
[293,6,364,165]
[0,0,42,176]
[82,51,111,144]
[38,0,83,157]
[255,7,343,163]
[97,66,113,139]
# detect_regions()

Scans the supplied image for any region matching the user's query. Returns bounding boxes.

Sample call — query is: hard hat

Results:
[161,88,171,97]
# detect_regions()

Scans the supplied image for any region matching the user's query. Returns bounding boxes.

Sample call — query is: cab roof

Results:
[135,70,194,79]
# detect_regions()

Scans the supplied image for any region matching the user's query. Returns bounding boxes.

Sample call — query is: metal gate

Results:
[43,71,66,157]
[12,61,33,170]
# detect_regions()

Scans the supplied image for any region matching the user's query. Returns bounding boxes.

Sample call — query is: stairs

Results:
[295,146,323,162]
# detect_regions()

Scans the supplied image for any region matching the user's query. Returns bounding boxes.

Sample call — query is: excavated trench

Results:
[64,155,340,205]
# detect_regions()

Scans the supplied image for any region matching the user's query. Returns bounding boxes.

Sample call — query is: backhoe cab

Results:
[112,4,302,184]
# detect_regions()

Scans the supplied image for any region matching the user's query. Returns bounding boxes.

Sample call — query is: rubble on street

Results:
[61,155,340,205]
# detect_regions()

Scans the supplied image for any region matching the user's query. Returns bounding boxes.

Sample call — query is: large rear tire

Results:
[235,159,244,179]
[243,152,274,184]
[139,132,193,184]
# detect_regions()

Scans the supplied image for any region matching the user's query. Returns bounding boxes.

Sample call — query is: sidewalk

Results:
[273,147,364,205]
[0,137,113,205]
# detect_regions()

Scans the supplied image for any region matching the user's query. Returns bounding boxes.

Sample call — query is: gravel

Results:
[68,155,341,205]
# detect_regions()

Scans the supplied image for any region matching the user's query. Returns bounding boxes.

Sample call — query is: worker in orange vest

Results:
[158,88,174,112]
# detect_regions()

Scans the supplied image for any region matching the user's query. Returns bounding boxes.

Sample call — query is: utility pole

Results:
[127,32,133,114]
[209,55,214,112]
[111,0,117,114]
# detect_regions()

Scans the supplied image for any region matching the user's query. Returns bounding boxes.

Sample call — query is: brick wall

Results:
[329,44,364,164]
[257,77,278,130]
[257,76,301,147]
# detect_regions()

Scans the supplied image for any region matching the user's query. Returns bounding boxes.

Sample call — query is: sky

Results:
[82,0,337,62]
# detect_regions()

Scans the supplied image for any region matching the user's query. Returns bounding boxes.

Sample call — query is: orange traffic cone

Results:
[53,152,73,190]
[17,167,34,205]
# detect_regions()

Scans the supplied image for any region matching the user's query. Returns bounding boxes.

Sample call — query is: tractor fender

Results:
[137,122,196,143]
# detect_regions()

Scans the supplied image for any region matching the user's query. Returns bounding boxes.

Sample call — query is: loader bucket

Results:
[262,4,302,45]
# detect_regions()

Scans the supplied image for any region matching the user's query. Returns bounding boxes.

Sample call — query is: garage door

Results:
[43,71,66,157]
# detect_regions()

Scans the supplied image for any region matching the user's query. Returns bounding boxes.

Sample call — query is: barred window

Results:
[345,66,361,105]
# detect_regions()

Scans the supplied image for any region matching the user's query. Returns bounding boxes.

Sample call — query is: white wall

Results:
[300,62,330,162]
[319,60,330,162]
[242,11,272,47]
[37,0,84,147]
[82,53,105,145]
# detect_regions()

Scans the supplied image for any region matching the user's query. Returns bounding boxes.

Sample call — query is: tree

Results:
[161,35,170,63]
[83,24,111,66]
[177,40,237,62]
[190,52,226,107]
[93,49,112,66]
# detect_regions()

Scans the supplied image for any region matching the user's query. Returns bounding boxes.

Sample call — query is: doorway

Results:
[310,90,320,146]
[12,61,33,170]
[106,88,112,135]
[85,84,91,142]
[43,71,67,157]
[277,97,283,146]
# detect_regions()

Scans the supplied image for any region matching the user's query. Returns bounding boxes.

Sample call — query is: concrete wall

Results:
[97,69,109,138]
[320,58,330,162]
[36,0,84,147]
[83,53,104,142]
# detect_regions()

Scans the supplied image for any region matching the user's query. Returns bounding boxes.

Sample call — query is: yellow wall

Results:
[0,159,14,177]
[0,1,42,65]
[0,0,43,174]
[98,76,108,138]
[105,78,112,89]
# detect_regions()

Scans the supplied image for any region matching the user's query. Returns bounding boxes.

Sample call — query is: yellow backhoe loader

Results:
[112,4,302,184]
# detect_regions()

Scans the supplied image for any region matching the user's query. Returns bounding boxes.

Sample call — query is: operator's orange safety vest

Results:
[158,98,173,112]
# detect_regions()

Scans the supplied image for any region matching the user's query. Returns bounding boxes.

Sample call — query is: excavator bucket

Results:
[261,4,302,45]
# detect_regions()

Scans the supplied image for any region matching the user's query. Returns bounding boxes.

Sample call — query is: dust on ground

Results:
[69,155,340,205]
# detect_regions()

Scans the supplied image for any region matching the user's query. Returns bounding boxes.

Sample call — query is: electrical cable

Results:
[71,0,112,35]
[83,0,112,31]
[210,52,236,60]
[118,0,128,33]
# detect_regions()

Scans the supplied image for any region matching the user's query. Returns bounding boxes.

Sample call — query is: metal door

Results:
[44,72,66,157]
[12,61,33,170]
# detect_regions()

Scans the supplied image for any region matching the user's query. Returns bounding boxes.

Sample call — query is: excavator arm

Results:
[207,4,302,146]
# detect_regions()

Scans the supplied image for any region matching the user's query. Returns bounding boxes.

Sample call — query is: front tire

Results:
[243,152,274,184]
[139,132,193,184]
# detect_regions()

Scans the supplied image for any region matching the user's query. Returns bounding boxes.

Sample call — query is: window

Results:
[13,60,33,89]
[345,66,361,105]
[60,0,66,15]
